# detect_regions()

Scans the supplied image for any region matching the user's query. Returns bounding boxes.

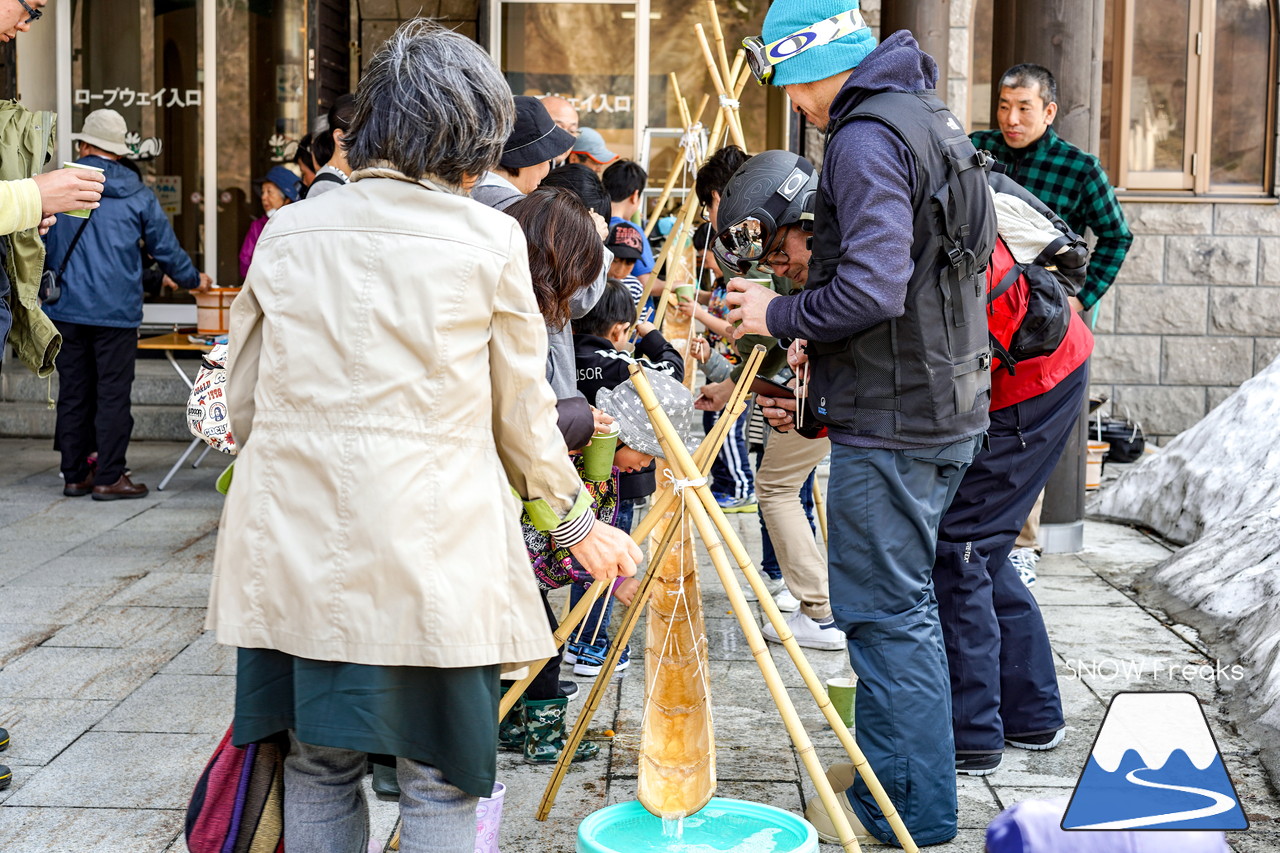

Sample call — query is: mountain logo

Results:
[1062,691,1248,831]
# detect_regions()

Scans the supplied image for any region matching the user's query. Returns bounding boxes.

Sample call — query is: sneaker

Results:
[1009,547,1039,588]
[561,648,578,665]
[0,764,9,791]
[743,576,786,602]
[956,752,1002,776]
[1006,728,1065,751]
[0,726,8,751]
[761,610,846,651]
[716,493,758,513]
[804,763,884,845]
[560,680,579,701]
[774,589,801,613]
[573,642,631,678]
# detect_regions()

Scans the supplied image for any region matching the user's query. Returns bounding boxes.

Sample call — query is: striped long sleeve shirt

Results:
[970,127,1133,310]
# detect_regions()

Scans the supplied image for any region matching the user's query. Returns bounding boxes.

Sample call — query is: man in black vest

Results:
[726,2,996,846]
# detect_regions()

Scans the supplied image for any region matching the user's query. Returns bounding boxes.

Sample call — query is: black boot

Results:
[372,762,400,800]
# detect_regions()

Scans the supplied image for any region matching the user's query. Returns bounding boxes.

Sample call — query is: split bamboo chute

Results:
[534,346,767,821]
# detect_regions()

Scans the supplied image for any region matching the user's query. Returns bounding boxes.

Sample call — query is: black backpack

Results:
[985,171,1089,373]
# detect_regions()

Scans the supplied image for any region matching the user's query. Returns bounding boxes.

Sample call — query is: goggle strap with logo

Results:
[744,9,870,83]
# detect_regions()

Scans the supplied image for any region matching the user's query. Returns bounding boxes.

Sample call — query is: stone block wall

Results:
[1089,203,1280,443]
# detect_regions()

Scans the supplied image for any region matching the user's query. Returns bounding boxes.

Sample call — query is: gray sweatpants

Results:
[284,732,478,852]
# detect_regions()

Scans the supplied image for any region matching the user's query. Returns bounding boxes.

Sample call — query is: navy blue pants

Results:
[934,362,1087,756]
[827,438,978,846]
[703,409,753,500]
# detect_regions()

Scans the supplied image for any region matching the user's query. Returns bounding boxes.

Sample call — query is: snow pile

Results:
[1090,356,1280,752]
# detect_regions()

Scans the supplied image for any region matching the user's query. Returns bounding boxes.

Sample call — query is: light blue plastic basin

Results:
[577,797,818,853]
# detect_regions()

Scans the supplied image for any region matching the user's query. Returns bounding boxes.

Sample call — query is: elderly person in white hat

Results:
[42,108,211,501]
[208,20,641,853]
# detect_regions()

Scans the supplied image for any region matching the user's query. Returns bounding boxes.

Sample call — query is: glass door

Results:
[498,1,639,161]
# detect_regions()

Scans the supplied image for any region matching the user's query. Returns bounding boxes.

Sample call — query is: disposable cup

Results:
[674,283,697,303]
[62,161,106,218]
[826,676,856,729]
[582,425,621,482]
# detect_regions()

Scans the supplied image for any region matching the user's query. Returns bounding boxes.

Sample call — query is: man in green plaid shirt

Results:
[970,63,1132,311]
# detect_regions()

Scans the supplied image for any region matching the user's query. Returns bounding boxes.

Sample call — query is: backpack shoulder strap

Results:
[987,260,1025,305]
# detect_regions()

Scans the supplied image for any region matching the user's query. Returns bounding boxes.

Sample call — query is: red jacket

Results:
[987,238,1094,411]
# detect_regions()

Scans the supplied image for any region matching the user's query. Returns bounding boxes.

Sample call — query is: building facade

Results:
[7,0,1280,442]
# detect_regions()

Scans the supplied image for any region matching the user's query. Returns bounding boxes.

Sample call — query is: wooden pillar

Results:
[880,0,950,90]
[989,0,1103,153]
[988,0,1106,552]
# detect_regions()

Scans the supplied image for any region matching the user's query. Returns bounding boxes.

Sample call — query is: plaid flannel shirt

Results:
[970,128,1133,310]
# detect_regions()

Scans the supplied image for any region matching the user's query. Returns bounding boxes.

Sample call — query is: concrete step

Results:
[0,354,197,441]
[1,356,199,406]
[0,400,192,441]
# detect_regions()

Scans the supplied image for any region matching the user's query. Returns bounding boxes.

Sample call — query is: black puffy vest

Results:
[805,90,996,445]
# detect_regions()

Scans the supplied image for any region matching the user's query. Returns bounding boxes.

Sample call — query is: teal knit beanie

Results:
[761,0,878,87]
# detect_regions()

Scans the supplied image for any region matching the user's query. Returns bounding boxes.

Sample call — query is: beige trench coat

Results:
[207,169,587,669]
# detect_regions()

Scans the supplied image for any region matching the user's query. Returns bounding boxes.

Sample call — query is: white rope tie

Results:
[718,95,740,110]
[663,469,708,495]
[679,123,706,174]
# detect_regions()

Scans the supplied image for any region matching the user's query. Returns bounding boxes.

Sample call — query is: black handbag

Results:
[1093,412,1145,463]
[38,216,91,305]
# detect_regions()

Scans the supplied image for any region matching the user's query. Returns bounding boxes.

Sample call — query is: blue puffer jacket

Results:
[43,156,200,329]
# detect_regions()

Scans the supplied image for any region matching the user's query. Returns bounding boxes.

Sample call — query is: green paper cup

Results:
[62,161,106,219]
[748,277,774,290]
[582,426,620,482]
[215,463,234,495]
[826,677,856,729]
[674,283,696,303]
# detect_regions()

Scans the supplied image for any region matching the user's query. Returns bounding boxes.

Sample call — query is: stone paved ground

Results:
[1,437,1277,852]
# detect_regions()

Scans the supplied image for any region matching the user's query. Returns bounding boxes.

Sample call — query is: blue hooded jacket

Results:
[43,155,201,329]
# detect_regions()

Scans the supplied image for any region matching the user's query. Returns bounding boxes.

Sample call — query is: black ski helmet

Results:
[712,150,817,274]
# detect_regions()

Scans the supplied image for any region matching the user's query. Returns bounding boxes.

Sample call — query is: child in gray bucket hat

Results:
[595,369,701,462]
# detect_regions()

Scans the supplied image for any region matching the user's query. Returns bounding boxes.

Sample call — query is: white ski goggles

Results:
[743,9,870,85]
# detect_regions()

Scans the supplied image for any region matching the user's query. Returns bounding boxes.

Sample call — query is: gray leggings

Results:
[284,732,478,853]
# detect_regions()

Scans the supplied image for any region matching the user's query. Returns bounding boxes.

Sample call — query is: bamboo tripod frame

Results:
[627,365,920,853]
[532,346,767,820]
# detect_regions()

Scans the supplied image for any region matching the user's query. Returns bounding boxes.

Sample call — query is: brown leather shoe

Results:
[63,472,95,497]
[91,473,150,501]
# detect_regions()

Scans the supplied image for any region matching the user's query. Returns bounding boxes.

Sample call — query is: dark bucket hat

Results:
[500,96,577,170]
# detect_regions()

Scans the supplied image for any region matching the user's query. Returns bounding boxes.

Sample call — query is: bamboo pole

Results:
[706,0,734,94]
[661,433,919,850]
[695,24,747,150]
[628,346,764,545]
[535,348,766,821]
[497,577,607,719]
[629,365,864,853]
[643,93,709,239]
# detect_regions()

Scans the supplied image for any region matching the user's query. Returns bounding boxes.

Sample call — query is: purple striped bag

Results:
[186,725,285,853]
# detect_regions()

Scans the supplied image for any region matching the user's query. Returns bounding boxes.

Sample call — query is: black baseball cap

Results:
[606,221,645,260]
[500,96,576,170]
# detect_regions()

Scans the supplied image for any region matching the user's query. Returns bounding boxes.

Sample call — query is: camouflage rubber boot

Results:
[521,697,600,765]
[499,697,526,752]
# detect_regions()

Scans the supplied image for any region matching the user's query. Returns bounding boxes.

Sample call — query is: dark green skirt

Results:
[233,648,500,799]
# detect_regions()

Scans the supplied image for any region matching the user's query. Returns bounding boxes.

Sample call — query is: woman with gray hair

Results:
[209,20,641,852]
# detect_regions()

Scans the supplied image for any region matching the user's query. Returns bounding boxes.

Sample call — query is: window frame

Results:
[1105,0,1279,197]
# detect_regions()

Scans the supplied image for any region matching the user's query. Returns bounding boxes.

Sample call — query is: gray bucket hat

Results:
[595,369,701,459]
[72,109,132,157]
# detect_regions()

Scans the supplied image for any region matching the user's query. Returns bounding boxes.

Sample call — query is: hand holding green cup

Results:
[582,425,621,482]
[674,283,697,304]
[61,162,106,219]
